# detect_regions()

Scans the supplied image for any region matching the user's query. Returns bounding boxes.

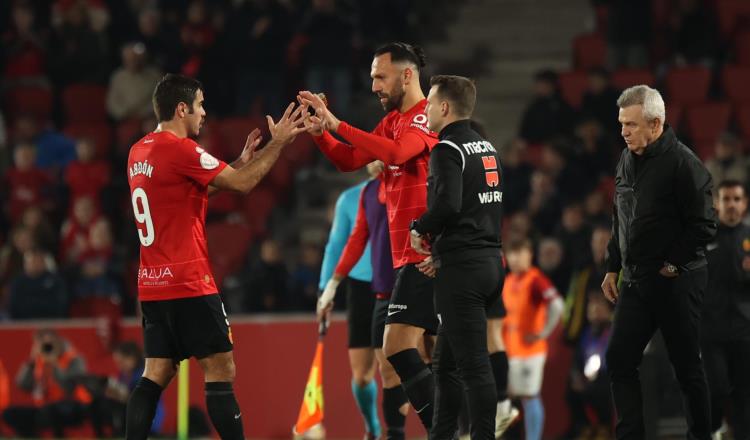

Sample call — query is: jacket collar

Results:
[639,124,675,158]
[438,119,472,140]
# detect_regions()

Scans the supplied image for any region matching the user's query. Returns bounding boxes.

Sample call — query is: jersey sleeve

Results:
[336,116,436,165]
[171,138,228,187]
[334,188,370,277]
[532,272,559,303]
[312,131,375,172]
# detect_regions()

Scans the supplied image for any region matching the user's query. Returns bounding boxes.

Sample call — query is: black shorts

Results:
[141,293,233,362]
[386,263,439,335]
[371,298,389,348]
[345,278,375,348]
[485,275,506,319]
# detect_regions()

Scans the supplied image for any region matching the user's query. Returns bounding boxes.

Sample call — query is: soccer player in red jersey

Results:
[125,74,306,440]
[299,42,439,432]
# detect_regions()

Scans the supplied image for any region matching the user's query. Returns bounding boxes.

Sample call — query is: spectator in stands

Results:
[2,143,52,223]
[90,341,164,437]
[2,329,91,437]
[667,0,718,66]
[134,8,183,72]
[519,70,574,144]
[1,2,48,87]
[500,139,532,215]
[537,236,570,294]
[540,142,592,201]
[8,248,66,320]
[505,211,534,246]
[0,226,36,303]
[228,0,292,115]
[20,206,57,253]
[563,224,611,344]
[48,0,109,85]
[575,117,616,181]
[566,290,614,439]
[294,0,356,117]
[59,196,108,266]
[244,238,291,312]
[583,188,611,226]
[72,220,118,302]
[580,68,621,137]
[106,42,162,121]
[64,137,110,211]
[526,170,562,236]
[555,202,592,271]
[704,132,749,187]
[290,243,322,310]
[605,0,650,68]
[178,1,216,78]
[12,114,76,172]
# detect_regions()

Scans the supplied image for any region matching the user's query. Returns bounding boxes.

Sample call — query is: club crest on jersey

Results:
[129,160,154,179]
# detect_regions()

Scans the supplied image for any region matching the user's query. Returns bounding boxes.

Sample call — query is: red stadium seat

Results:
[214,116,268,160]
[722,65,750,103]
[3,86,53,120]
[242,187,277,235]
[208,191,242,216]
[559,71,589,109]
[116,118,143,151]
[665,66,712,104]
[611,69,656,90]
[62,83,108,123]
[736,31,750,66]
[685,102,732,154]
[572,33,607,70]
[666,103,684,130]
[736,103,750,145]
[283,135,317,167]
[69,296,122,319]
[206,222,253,284]
[64,122,113,159]
[717,0,750,40]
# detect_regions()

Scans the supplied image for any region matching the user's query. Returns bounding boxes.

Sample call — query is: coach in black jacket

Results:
[410,75,503,440]
[601,85,717,440]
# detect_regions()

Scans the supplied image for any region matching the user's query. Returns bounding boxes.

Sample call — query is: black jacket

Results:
[702,222,750,341]
[606,126,717,280]
[412,120,503,266]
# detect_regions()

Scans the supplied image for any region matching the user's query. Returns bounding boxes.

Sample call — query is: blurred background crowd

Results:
[1,0,750,437]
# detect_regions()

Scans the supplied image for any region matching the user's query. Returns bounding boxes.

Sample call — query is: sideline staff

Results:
[601,85,717,440]
[410,75,503,440]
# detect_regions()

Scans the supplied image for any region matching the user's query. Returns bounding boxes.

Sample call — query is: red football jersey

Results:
[127,131,227,301]
[315,99,438,268]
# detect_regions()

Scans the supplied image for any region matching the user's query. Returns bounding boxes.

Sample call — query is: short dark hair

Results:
[374,42,426,70]
[717,179,747,196]
[429,75,477,118]
[152,73,203,122]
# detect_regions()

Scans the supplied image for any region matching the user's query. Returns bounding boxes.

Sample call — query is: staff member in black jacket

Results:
[410,75,503,440]
[701,180,750,439]
[601,85,717,440]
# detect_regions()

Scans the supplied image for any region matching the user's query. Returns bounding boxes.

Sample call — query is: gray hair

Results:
[617,85,666,124]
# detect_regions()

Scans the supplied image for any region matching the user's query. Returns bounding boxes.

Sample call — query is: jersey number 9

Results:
[131,187,155,247]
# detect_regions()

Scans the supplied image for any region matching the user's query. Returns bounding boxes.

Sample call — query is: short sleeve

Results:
[532,272,558,303]
[171,138,228,187]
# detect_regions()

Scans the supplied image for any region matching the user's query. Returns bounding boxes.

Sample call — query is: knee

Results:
[143,361,177,387]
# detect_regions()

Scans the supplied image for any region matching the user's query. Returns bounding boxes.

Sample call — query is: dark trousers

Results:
[605,268,711,440]
[701,338,750,439]
[2,401,87,437]
[431,256,502,440]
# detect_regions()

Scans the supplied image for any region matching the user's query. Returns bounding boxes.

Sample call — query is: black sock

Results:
[206,382,245,440]
[126,377,163,440]
[387,349,434,430]
[489,351,509,402]
[382,386,407,440]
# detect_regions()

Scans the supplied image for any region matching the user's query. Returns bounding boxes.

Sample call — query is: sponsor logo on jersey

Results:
[138,266,174,286]
[129,160,154,179]
[410,113,431,133]
[478,191,503,204]
[462,140,497,155]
